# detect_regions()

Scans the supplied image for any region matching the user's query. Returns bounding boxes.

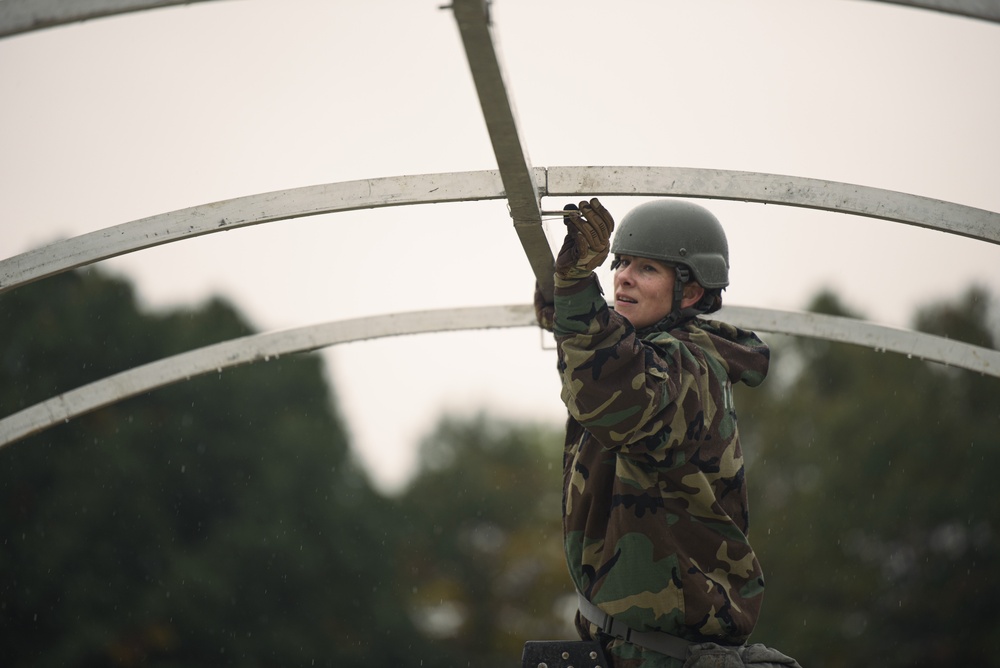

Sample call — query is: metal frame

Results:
[2,0,998,39]
[872,0,1000,22]
[2,0,998,447]
[0,305,536,448]
[3,166,997,295]
[452,0,551,299]
[3,304,997,448]
[0,0,216,38]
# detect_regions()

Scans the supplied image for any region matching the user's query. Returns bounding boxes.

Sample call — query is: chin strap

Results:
[671,266,690,316]
[641,307,703,335]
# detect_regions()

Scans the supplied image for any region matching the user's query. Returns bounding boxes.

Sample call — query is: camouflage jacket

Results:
[553,274,770,646]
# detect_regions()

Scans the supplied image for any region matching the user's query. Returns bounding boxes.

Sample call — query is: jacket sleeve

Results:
[553,275,709,456]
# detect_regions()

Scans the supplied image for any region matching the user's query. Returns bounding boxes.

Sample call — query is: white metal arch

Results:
[0,0,213,38]
[3,304,998,449]
[2,0,998,451]
[2,0,998,39]
[2,166,997,296]
[873,0,1000,22]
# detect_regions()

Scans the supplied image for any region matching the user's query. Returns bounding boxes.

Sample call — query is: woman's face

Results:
[612,255,676,330]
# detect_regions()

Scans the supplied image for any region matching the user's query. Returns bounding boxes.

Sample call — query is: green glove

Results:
[555,198,615,280]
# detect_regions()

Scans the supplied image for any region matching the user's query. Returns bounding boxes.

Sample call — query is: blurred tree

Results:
[392,414,574,668]
[0,269,436,667]
[740,287,1000,667]
[9,268,997,668]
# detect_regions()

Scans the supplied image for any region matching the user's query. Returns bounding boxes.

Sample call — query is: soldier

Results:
[534,198,799,668]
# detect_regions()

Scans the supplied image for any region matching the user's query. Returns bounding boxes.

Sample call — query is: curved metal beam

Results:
[2,304,998,449]
[718,306,1000,373]
[0,170,510,294]
[0,0,222,39]
[2,0,998,39]
[0,304,534,448]
[543,166,1000,244]
[452,0,552,299]
[3,166,998,295]
[868,0,1000,23]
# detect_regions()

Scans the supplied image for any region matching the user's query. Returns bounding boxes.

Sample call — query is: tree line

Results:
[1,269,997,667]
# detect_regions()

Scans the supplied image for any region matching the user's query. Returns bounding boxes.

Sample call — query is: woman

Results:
[536,198,796,668]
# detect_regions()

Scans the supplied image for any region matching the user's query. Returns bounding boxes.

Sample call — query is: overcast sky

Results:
[2,0,998,492]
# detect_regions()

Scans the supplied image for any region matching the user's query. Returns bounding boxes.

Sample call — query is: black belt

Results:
[576,592,693,661]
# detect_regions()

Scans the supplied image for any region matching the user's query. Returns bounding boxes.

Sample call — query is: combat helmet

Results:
[611,199,730,289]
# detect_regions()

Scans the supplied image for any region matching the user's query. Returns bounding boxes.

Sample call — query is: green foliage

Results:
[391,414,573,668]
[6,267,998,668]
[742,286,1000,667]
[0,270,434,667]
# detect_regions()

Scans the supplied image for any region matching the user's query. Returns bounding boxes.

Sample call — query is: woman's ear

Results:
[681,282,705,309]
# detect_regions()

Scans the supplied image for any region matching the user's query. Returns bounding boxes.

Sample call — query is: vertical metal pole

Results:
[451,0,555,300]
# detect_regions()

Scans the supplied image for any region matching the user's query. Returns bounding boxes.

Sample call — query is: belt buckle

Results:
[522,640,609,668]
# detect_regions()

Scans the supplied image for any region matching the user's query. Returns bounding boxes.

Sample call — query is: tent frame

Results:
[1,0,998,447]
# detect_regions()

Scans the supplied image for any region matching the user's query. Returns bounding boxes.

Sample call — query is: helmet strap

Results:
[671,266,690,317]
[641,307,701,335]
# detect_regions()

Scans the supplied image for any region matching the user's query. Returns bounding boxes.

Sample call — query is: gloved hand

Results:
[533,281,554,332]
[555,198,615,280]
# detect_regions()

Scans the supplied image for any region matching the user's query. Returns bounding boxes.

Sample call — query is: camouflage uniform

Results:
[553,273,771,668]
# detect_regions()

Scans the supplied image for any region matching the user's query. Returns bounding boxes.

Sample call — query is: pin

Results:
[540,209,584,217]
